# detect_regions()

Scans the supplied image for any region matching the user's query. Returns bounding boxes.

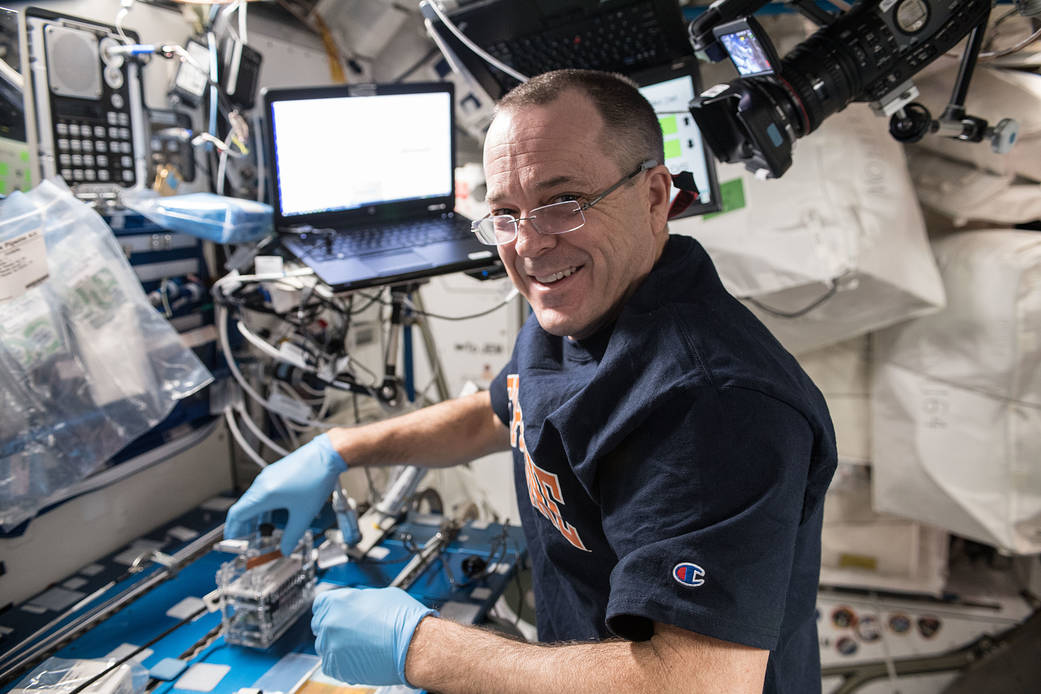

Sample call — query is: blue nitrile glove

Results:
[311,586,437,686]
[224,433,346,556]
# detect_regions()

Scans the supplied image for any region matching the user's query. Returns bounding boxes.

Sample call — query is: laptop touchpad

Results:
[363,249,433,274]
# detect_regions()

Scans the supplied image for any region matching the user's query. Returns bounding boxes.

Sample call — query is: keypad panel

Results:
[55,106,136,185]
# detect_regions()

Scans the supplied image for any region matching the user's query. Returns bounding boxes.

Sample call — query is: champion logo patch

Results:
[672,562,705,587]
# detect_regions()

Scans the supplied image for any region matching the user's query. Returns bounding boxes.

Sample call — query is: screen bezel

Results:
[262,81,457,229]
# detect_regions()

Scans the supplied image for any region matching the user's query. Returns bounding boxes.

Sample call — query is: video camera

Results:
[688,0,1025,178]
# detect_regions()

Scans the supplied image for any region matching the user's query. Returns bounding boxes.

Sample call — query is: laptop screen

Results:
[269,88,454,220]
[633,58,721,218]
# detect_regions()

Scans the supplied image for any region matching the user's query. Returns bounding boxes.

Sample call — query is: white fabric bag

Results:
[872,230,1041,553]
[671,103,946,354]
[907,149,1041,226]
[912,65,1041,182]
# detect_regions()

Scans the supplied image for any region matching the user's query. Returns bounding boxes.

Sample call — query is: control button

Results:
[120,155,132,168]
[104,64,124,90]
[94,125,106,138]
[59,153,71,166]
[60,168,73,180]
[98,169,110,182]
[82,140,93,152]
[84,169,96,181]
[56,122,69,136]
[120,142,131,154]
[108,126,119,139]
[111,93,125,110]
[107,112,119,125]
[69,123,81,137]
[118,127,130,140]
[71,154,83,166]
[96,154,109,167]
[57,138,69,150]
[121,169,134,182]
[117,113,129,126]
[70,139,82,152]
[83,154,95,166]
[72,169,84,181]
[96,140,107,153]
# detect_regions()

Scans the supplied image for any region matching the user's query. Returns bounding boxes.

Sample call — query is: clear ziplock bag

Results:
[0,179,213,530]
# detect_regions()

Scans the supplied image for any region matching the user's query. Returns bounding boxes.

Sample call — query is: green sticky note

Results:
[703,178,746,220]
[0,179,7,195]
[663,139,681,160]
[19,150,29,162]
[658,115,678,136]
[0,162,8,176]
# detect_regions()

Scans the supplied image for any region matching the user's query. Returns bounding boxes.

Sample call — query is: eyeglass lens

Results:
[481,201,585,244]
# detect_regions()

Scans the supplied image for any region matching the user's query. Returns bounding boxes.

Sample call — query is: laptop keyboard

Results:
[483,1,669,86]
[298,216,474,261]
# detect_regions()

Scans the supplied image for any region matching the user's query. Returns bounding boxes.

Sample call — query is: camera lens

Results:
[776,7,896,136]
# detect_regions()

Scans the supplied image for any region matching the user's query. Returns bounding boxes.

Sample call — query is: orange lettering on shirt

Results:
[506,374,589,551]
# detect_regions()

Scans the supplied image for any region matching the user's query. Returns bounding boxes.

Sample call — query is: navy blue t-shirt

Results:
[490,235,836,693]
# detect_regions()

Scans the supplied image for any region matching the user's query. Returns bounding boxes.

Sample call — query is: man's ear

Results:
[646,164,673,234]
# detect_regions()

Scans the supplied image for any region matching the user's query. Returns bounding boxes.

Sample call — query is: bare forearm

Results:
[326,391,508,469]
[405,617,767,694]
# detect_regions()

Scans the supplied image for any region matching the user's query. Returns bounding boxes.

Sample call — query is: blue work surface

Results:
[0,503,526,694]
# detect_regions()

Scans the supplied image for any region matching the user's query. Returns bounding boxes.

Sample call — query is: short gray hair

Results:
[495,69,664,173]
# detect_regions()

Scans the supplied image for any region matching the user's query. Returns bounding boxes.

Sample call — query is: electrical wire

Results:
[743,279,840,319]
[981,24,1041,59]
[235,403,290,457]
[355,287,519,321]
[114,0,135,46]
[224,407,270,468]
[944,12,1041,60]
[217,303,331,429]
[222,0,249,46]
[422,0,529,83]
[239,0,248,45]
[216,135,232,195]
[254,110,266,203]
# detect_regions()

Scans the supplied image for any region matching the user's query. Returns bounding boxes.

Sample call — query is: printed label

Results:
[0,228,48,302]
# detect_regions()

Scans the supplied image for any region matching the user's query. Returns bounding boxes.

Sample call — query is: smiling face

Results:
[483,89,672,339]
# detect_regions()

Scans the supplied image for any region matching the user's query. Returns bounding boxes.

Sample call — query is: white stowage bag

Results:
[912,65,1041,182]
[671,103,946,354]
[907,148,1041,227]
[871,230,1041,554]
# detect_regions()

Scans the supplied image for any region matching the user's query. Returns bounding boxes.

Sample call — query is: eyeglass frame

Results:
[471,158,659,246]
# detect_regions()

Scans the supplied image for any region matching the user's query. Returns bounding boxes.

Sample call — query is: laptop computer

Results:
[263,81,499,291]
[420,0,690,101]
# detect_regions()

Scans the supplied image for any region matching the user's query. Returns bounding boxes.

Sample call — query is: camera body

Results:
[689,0,993,178]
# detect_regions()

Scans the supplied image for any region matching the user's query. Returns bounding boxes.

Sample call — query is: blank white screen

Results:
[271,91,453,217]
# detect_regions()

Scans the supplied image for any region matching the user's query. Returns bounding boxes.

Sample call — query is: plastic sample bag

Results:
[0,179,213,530]
[11,657,148,694]
[671,104,946,354]
[120,190,272,244]
[872,230,1041,554]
